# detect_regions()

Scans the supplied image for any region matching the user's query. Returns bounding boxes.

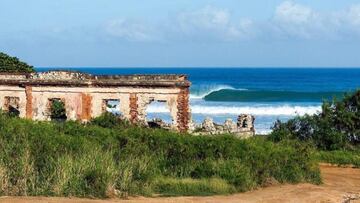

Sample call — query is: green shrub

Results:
[90,112,130,129]
[270,90,360,150]
[0,113,321,198]
[314,150,360,167]
[215,159,256,191]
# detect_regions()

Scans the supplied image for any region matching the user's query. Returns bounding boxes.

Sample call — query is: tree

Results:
[0,52,35,73]
[270,90,360,150]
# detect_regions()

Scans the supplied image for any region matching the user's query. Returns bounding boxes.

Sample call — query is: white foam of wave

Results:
[147,105,321,116]
[190,85,247,99]
[255,129,272,135]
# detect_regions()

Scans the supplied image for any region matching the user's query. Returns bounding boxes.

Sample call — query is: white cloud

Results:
[338,4,360,35]
[271,1,360,40]
[105,19,156,42]
[101,3,360,43]
[178,6,230,30]
[176,6,256,41]
[272,1,327,39]
[347,4,360,26]
[274,1,316,24]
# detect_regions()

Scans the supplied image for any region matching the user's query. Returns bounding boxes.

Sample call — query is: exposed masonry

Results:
[191,115,255,138]
[0,71,191,132]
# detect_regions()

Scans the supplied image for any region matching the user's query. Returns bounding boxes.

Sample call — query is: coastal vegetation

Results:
[314,150,360,167]
[269,90,360,167]
[0,52,34,73]
[0,111,320,198]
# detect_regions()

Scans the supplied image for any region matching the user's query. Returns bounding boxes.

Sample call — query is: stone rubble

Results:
[191,114,255,138]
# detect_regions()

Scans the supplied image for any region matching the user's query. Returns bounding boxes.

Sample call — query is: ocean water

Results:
[37,68,360,134]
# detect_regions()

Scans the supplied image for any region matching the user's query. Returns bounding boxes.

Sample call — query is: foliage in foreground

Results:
[0,113,320,198]
[314,150,360,168]
[0,52,35,73]
[269,90,360,150]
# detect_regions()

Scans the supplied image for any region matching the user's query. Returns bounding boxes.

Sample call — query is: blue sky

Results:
[1,0,360,67]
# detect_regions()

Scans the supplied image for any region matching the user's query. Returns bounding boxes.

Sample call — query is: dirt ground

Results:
[1,165,359,203]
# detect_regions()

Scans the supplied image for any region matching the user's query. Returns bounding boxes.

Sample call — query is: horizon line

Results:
[36,66,360,69]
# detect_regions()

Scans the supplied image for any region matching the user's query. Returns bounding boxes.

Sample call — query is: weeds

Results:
[314,150,360,167]
[0,113,321,198]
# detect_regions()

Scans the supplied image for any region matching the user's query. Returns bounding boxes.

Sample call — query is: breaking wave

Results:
[190,85,247,99]
[204,89,345,102]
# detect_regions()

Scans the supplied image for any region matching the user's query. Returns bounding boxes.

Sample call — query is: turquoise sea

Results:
[37,68,360,134]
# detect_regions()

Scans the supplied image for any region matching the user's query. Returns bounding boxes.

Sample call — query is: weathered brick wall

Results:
[81,93,92,121]
[129,93,138,124]
[25,86,32,119]
[0,86,27,118]
[176,88,190,133]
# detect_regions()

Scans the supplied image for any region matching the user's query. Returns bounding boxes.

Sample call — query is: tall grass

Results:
[0,113,321,198]
[153,177,235,196]
[314,150,360,167]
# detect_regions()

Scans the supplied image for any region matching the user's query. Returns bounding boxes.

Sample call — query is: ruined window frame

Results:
[102,99,122,115]
[47,98,67,121]
[3,96,20,117]
[145,98,173,128]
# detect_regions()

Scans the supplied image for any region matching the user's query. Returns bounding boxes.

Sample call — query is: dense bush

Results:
[269,90,360,150]
[0,113,320,198]
[0,52,34,73]
[90,112,130,128]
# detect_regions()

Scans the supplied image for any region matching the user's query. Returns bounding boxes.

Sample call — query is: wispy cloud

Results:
[175,5,256,41]
[270,1,360,40]
[43,2,360,43]
[104,19,157,42]
[347,4,360,26]
[338,4,360,35]
[271,1,326,39]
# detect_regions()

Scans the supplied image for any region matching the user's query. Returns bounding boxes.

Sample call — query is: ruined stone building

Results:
[0,71,191,132]
[0,70,256,136]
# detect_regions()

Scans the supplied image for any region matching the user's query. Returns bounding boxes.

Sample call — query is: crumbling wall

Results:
[0,71,192,132]
[27,86,183,122]
[136,92,179,129]
[177,88,191,133]
[0,84,190,131]
[0,85,27,117]
[192,114,255,138]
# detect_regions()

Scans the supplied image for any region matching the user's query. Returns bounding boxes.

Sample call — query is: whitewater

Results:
[147,101,321,116]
